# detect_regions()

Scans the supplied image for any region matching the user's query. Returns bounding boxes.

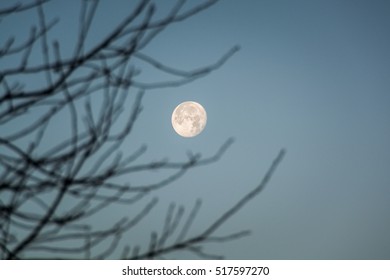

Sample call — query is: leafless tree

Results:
[0,0,285,260]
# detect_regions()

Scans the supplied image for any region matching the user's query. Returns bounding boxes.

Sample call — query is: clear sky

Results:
[1,0,390,259]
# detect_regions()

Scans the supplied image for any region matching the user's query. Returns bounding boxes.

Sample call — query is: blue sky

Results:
[1,0,390,259]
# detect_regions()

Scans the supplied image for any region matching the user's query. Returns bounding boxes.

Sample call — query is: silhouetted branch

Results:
[176,199,202,243]
[188,245,224,259]
[201,149,286,237]
[0,0,284,260]
[0,0,49,17]
[130,149,286,259]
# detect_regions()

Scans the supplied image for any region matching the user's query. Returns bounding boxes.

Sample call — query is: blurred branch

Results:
[131,149,286,259]
[0,0,285,260]
[0,0,49,17]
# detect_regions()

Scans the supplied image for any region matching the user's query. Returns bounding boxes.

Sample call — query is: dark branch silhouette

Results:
[0,0,285,260]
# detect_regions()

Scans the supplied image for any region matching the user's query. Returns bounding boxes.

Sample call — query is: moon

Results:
[171,101,207,138]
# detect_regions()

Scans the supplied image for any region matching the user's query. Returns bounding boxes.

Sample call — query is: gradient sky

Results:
[1,0,390,259]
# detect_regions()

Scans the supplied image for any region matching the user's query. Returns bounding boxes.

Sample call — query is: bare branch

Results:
[0,0,49,16]
[131,149,286,259]
[201,149,286,237]
[0,0,284,260]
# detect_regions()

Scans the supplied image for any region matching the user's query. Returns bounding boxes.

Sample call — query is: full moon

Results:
[171,101,207,138]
